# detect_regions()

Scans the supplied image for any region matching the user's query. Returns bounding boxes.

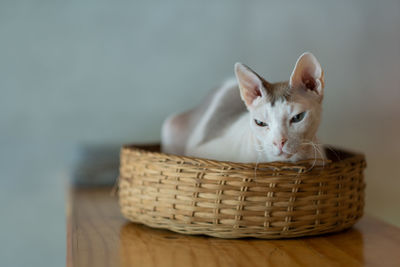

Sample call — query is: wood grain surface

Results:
[67,187,400,267]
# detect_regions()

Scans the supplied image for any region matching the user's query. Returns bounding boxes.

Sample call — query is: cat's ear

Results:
[289,52,324,98]
[234,63,267,109]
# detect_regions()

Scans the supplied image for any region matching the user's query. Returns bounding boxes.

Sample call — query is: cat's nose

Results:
[273,138,287,150]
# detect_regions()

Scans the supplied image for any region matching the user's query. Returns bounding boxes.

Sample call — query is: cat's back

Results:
[184,79,246,152]
[162,78,246,156]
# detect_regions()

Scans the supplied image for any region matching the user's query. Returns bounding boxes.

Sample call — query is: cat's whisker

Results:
[301,141,321,171]
[307,144,318,172]
[302,140,327,168]
[304,140,326,164]
[314,145,326,168]
[323,144,341,161]
[303,140,340,163]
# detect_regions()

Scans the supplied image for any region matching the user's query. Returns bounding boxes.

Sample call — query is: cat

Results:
[161,52,326,163]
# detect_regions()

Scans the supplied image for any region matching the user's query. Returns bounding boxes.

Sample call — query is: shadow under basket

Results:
[118,144,366,239]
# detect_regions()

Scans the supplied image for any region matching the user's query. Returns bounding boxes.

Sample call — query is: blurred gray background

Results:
[1,0,399,266]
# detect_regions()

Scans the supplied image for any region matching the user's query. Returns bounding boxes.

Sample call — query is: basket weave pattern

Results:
[119,145,366,239]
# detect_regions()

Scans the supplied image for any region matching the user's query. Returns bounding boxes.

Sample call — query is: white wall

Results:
[1,1,399,266]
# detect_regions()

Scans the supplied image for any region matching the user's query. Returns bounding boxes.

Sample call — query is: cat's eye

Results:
[254,119,268,127]
[291,112,306,123]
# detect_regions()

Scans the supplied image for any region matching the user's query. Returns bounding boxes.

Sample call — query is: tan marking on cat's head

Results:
[265,81,291,106]
[239,63,291,106]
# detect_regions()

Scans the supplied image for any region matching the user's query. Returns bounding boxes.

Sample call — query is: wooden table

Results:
[67,187,400,267]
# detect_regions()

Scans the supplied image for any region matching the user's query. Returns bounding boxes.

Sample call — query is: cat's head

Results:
[234,52,324,161]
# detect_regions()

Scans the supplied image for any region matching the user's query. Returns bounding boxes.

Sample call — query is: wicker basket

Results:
[119,144,366,239]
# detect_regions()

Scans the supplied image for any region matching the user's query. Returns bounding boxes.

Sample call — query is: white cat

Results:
[161,52,325,163]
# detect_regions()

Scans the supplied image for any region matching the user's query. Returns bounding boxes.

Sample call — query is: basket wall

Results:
[119,145,366,239]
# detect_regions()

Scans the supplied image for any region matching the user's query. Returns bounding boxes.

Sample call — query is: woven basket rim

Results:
[121,143,366,172]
